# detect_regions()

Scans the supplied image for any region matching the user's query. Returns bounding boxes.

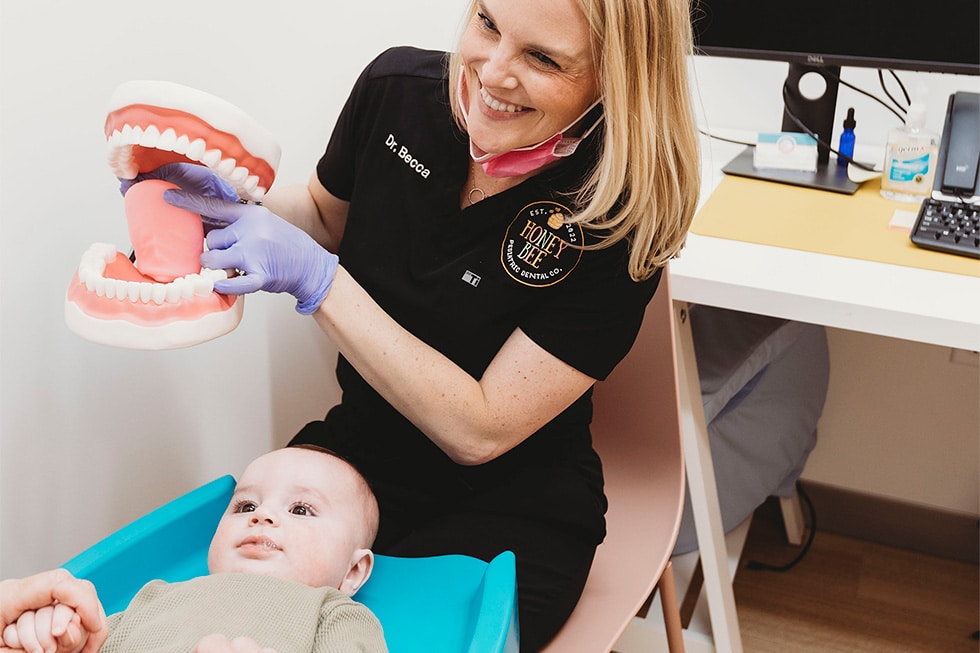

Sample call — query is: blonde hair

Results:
[449,0,701,281]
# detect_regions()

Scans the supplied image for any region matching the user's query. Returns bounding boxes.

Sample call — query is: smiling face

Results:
[458,0,600,155]
[207,448,377,595]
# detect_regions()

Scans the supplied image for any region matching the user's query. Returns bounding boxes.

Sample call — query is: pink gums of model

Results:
[65,80,281,350]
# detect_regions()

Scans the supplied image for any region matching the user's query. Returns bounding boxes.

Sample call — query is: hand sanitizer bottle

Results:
[880,88,939,202]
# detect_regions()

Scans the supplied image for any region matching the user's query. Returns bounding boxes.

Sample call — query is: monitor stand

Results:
[722,147,859,194]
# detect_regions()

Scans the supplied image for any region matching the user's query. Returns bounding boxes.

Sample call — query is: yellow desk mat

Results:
[691,175,979,278]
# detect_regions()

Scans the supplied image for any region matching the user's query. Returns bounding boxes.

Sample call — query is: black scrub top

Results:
[297,47,661,546]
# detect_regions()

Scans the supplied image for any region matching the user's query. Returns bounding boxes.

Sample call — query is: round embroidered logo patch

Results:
[501,201,583,287]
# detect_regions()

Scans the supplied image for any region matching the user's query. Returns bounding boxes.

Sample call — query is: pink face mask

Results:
[459,70,602,178]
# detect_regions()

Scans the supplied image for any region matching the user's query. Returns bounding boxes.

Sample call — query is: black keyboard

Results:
[910,198,980,259]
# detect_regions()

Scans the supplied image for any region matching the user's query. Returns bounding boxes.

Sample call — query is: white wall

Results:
[0,0,463,579]
[1,2,977,581]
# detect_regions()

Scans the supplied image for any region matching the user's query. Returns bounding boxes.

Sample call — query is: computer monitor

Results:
[690,0,980,193]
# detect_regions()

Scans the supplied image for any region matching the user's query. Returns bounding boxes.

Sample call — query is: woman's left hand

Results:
[164,190,338,314]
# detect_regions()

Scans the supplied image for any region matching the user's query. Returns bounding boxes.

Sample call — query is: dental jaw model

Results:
[65,81,281,349]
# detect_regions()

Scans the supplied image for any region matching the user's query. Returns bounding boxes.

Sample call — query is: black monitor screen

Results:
[690,0,979,192]
[691,0,979,76]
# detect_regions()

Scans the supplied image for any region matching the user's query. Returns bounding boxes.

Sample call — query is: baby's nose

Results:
[249,510,276,525]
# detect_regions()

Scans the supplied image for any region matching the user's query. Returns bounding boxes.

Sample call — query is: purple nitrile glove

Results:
[120,162,239,230]
[164,189,338,315]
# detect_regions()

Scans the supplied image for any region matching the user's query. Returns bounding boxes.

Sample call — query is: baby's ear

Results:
[338,548,374,596]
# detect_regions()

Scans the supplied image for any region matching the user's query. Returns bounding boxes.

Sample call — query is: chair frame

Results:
[542,266,686,652]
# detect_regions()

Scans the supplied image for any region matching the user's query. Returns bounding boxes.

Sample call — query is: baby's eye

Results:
[232,500,256,514]
[289,503,316,517]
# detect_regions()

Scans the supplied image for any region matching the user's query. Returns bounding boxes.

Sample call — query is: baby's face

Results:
[207,448,368,590]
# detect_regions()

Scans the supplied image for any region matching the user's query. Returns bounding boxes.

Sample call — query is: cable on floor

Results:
[745,482,817,572]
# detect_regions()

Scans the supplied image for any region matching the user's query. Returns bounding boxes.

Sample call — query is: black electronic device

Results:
[909,198,979,259]
[691,0,980,194]
[909,92,980,258]
[933,91,980,199]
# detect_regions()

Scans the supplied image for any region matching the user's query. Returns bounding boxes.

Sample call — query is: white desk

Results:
[661,163,980,652]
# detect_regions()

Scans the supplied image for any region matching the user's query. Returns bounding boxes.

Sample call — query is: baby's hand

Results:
[1,604,86,653]
[194,634,277,653]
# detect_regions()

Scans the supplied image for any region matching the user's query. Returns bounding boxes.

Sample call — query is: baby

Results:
[3,445,387,653]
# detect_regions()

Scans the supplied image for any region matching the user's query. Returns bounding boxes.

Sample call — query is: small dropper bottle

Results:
[837,108,856,167]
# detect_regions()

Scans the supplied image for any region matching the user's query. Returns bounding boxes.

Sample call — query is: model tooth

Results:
[151,283,167,304]
[112,161,139,179]
[191,274,212,296]
[84,273,98,293]
[137,282,152,303]
[187,139,207,162]
[130,126,144,143]
[253,187,268,200]
[180,277,196,300]
[77,257,100,281]
[94,243,117,260]
[121,124,136,142]
[107,130,122,147]
[201,149,222,168]
[243,175,259,192]
[139,125,161,148]
[95,276,107,297]
[157,128,178,152]
[174,134,191,155]
[215,158,236,177]
[229,166,249,184]
[104,279,117,300]
[121,280,135,302]
[165,280,182,303]
[127,281,141,302]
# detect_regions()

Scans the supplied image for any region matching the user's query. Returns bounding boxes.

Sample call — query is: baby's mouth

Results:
[65,80,281,350]
[239,536,282,555]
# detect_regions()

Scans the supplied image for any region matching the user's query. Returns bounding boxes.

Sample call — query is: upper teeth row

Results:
[106,124,268,202]
[77,242,229,305]
[480,87,525,113]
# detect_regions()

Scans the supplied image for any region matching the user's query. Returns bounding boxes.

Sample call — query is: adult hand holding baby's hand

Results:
[194,633,277,653]
[0,570,106,653]
[165,190,338,315]
[2,604,87,653]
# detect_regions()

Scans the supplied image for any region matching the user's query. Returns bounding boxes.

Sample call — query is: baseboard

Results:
[798,480,979,564]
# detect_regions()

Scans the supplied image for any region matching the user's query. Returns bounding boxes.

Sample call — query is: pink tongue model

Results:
[125,179,204,282]
[66,79,282,350]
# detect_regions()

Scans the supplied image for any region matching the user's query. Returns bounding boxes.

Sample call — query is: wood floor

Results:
[731,498,979,653]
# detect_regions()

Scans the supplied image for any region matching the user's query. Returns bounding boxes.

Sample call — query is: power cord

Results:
[697,128,755,147]
[878,69,911,117]
[745,483,817,572]
[823,68,907,122]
